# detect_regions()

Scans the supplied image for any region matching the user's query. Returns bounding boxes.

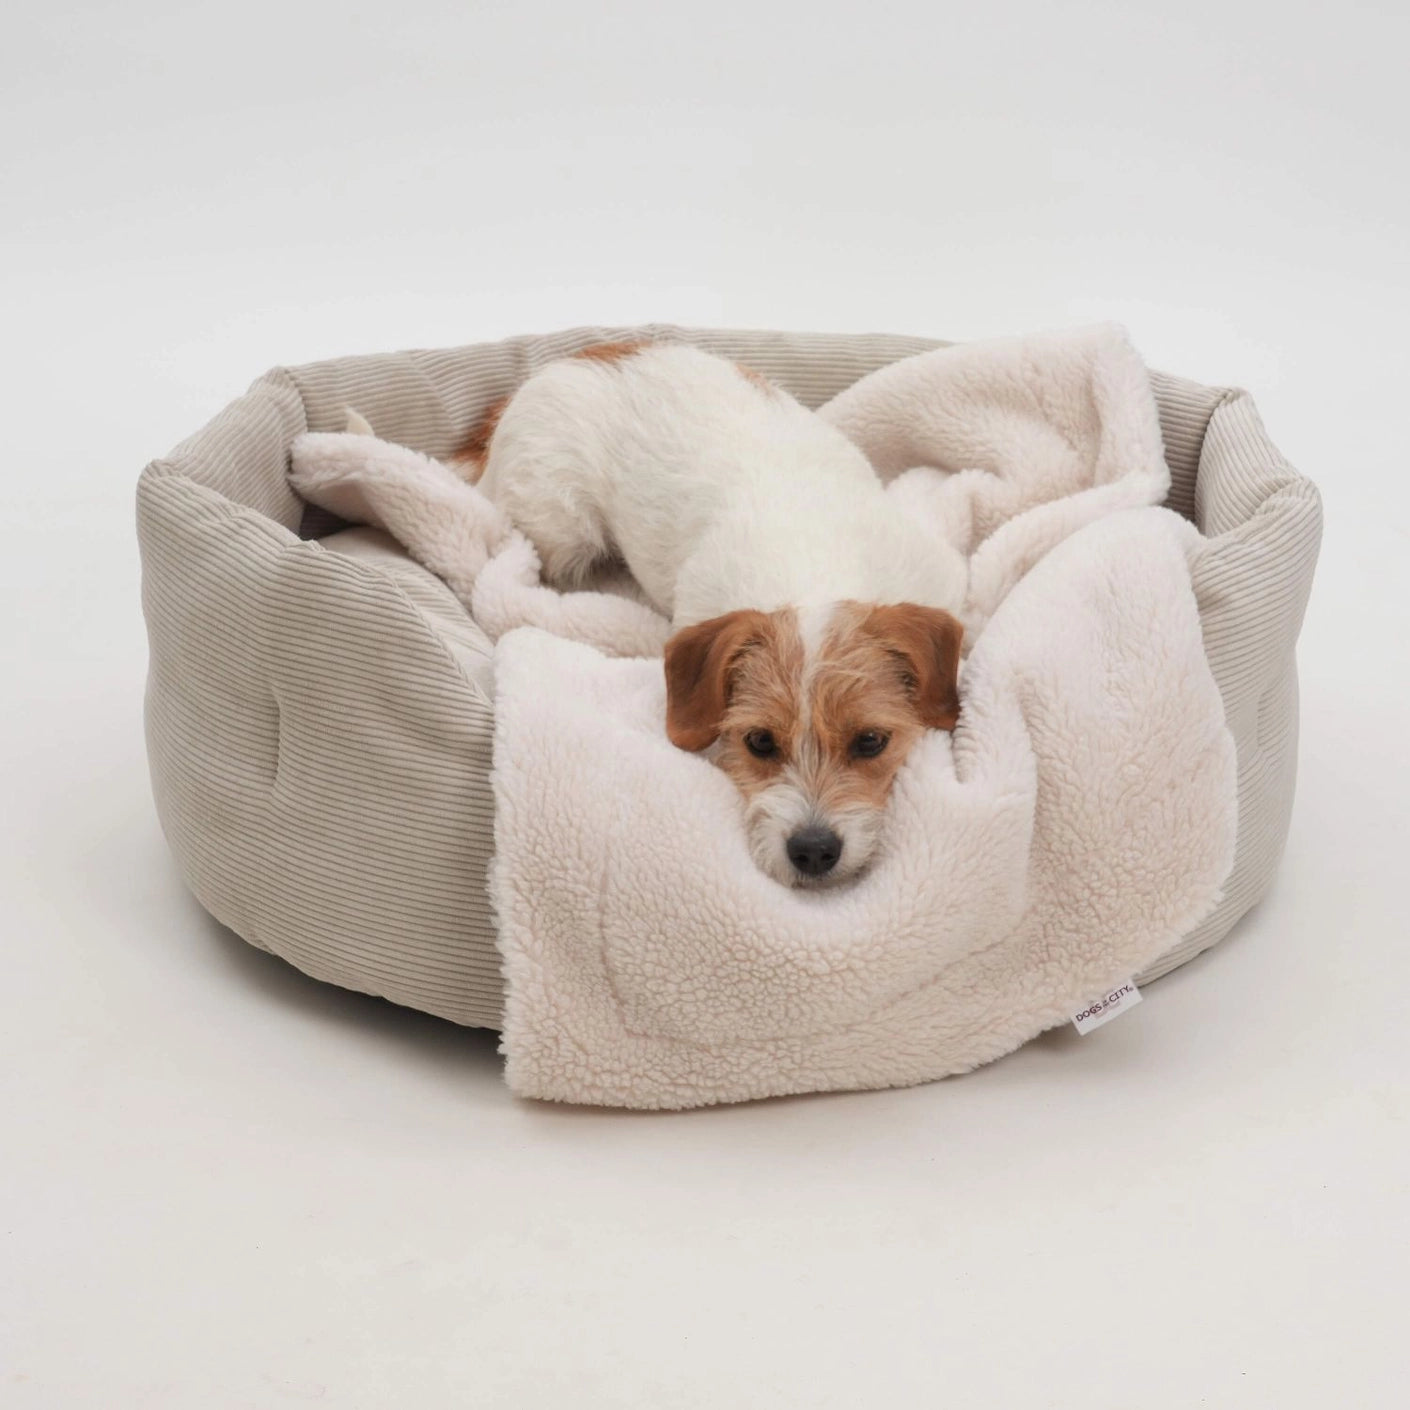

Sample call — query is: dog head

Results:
[664,602,963,887]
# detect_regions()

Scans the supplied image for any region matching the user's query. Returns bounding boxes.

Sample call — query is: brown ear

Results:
[663,610,767,751]
[866,604,965,730]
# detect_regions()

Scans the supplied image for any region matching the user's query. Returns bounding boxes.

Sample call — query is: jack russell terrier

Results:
[453,341,966,888]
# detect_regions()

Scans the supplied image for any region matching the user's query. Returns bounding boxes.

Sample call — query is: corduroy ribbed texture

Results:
[138,326,1321,1028]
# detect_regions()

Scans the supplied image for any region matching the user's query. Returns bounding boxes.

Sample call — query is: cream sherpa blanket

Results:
[290,326,1237,1109]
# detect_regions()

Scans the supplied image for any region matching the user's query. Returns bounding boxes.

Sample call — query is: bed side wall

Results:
[1139,387,1322,981]
[138,378,505,1026]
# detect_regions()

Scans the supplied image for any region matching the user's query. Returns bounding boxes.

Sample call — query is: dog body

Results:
[474,343,965,627]
[464,342,966,887]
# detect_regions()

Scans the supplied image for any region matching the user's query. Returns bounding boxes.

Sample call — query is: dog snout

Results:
[786,826,843,878]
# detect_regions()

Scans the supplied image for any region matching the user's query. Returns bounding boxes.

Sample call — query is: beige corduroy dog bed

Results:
[138,324,1322,1034]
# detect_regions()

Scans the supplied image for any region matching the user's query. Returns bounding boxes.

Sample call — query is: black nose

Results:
[786,826,843,877]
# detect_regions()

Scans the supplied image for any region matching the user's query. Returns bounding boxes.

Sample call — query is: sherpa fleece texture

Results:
[491,513,1234,1107]
[288,325,1237,1109]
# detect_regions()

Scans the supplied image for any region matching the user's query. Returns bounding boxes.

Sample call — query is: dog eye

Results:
[851,730,889,758]
[744,729,778,758]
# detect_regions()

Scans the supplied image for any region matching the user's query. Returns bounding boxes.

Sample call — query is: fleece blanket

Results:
[289,326,1237,1108]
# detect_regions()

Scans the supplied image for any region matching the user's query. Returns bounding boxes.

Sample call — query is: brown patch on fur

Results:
[572,340,651,365]
[858,603,964,730]
[804,608,928,810]
[447,394,509,483]
[713,610,807,785]
[663,609,779,752]
[735,361,776,394]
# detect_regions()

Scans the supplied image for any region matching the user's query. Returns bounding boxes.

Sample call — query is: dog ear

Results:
[663,610,767,751]
[867,604,965,731]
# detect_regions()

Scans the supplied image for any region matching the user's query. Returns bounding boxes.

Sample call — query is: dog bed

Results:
[138,324,1321,1104]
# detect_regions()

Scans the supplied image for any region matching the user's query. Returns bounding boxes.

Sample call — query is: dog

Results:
[454,341,967,888]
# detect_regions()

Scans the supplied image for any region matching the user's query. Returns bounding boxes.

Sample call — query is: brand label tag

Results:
[1071,979,1142,1034]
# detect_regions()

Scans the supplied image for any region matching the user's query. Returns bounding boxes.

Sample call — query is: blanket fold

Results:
[288,325,1237,1109]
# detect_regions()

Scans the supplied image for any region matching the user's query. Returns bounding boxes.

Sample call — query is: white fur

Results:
[477,344,969,628]
[794,601,836,668]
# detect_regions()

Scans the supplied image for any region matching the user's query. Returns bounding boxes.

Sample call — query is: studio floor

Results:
[3,2,1406,1406]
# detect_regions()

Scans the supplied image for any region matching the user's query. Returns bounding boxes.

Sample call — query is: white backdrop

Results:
[3,2,1406,1406]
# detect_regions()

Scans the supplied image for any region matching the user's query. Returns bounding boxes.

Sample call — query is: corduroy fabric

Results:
[138,326,1321,1028]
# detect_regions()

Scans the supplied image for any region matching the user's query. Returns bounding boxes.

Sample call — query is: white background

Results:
[3,1,1407,1406]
